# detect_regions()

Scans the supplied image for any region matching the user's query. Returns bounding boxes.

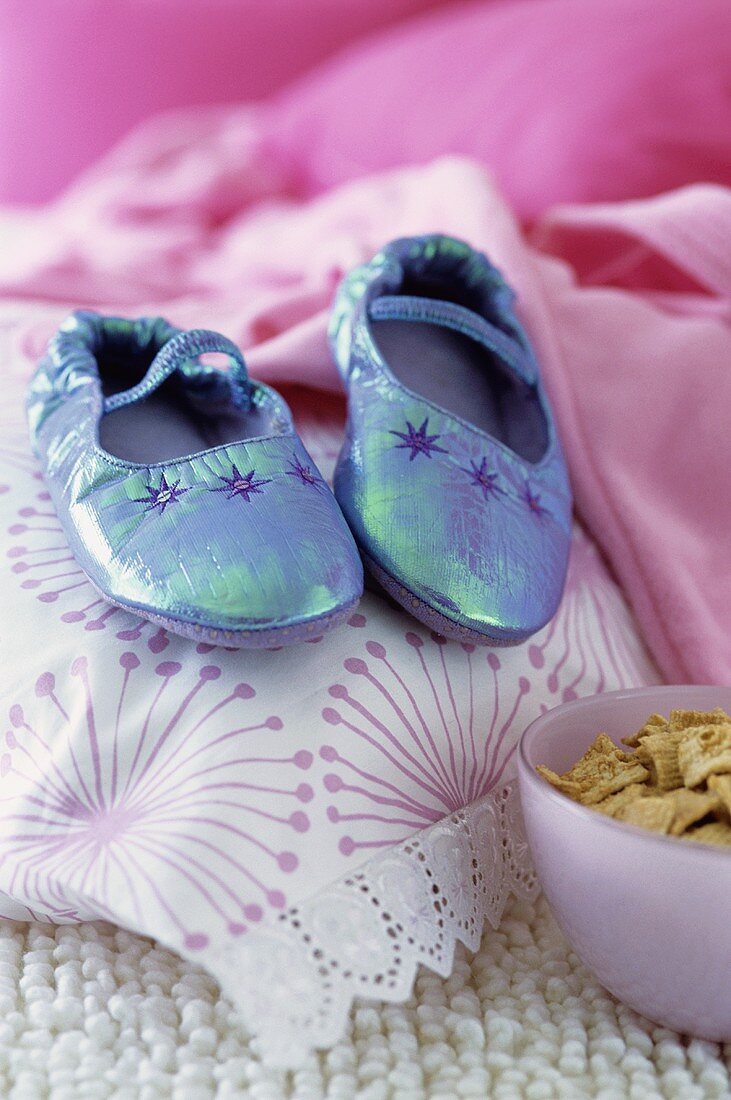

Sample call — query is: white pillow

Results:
[0,312,659,1060]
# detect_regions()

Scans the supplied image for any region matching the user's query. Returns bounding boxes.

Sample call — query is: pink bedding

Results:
[0,0,449,203]
[273,0,731,220]
[0,0,728,684]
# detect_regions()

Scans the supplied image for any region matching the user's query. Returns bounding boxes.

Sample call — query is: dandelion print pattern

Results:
[526,526,656,703]
[6,488,173,650]
[321,528,659,858]
[321,634,532,857]
[0,652,314,947]
[0,427,41,481]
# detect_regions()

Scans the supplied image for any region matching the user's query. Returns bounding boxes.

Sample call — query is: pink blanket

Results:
[0,0,728,684]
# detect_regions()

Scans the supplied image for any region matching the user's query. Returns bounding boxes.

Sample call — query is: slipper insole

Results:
[371,320,548,464]
[99,388,275,464]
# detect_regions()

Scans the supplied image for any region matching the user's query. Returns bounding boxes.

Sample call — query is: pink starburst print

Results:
[134,473,190,514]
[390,418,448,461]
[0,423,42,482]
[321,631,532,858]
[213,465,270,502]
[320,532,658,858]
[0,654,313,946]
[6,489,171,650]
[527,527,659,703]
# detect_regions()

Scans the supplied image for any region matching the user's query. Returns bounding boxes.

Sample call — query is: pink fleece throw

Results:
[534,186,731,685]
[0,0,728,682]
[0,151,728,684]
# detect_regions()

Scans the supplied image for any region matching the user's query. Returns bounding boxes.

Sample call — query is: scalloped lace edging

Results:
[205,779,536,1067]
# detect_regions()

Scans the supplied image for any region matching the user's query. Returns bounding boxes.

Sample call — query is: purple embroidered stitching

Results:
[389,418,448,461]
[213,465,271,502]
[134,474,190,514]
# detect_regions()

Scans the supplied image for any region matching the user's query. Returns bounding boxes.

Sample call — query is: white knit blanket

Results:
[2,898,729,1099]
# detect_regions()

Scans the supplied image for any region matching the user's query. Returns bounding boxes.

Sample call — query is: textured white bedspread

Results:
[1,897,729,1099]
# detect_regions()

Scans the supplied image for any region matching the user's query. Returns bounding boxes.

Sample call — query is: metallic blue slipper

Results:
[27,312,363,646]
[328,235,572,646]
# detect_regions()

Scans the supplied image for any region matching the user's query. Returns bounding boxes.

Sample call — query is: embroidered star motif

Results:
[460,457,502,501]
[213,465,271,502]
[134,473,189,514]
[286,454,324,489]
[389,417,447,461]
[524,484,548,518]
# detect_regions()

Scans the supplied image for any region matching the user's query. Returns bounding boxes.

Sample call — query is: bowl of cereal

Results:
[518,685,731,1040]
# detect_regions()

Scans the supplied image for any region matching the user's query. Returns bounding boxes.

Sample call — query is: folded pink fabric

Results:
[1,0,728,681]
[0,151,728,683]
[534,186,731,685]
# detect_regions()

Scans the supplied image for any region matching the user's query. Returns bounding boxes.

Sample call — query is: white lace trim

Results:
[206,779,536,1067]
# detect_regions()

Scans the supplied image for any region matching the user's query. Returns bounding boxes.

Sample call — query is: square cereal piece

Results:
[678,722,731,787]
[684,820,731,848]
[536,734,648,806]
[665,788,723,836]
[593,784,648,818]
[618,796,674,834]
[669,708,731,732]
[563,733,649,806]
[707,774,731,817]
[634,730,684,790]
[621,713,669,749]
[535,765,581,801]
